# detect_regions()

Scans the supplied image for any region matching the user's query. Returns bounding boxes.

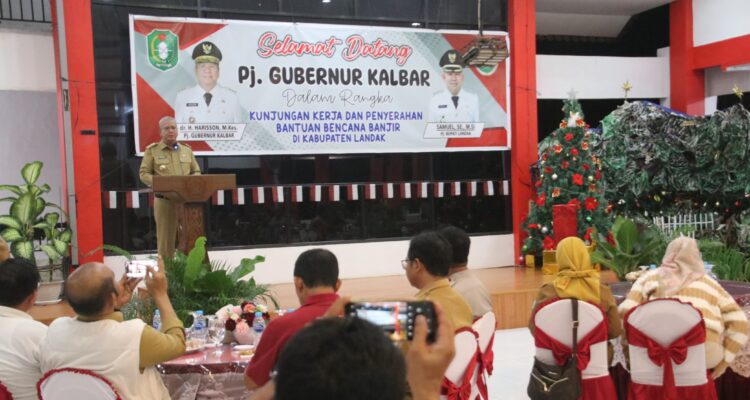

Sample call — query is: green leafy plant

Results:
[108,237,274,325]
[699,239,750,282]
[0,161,71,270]
[590,216,663,280]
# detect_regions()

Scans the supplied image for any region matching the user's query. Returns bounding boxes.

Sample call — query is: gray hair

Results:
[159,116,176,129]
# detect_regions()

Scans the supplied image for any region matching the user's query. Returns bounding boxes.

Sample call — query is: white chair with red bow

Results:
[37,368,121,400]
[0,381,12,400]
[533,298,617,400]
[471,311,496,400]
[440,328,480,400]
[624,298,717,400]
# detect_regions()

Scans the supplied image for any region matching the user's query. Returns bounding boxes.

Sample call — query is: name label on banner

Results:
[423,123,484,138]
[177,124,247,141]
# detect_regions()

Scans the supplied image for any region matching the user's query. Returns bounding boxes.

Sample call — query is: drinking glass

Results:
[209,317,226,354]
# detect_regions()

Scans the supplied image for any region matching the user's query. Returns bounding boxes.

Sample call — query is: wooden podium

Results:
[152,174,236,255]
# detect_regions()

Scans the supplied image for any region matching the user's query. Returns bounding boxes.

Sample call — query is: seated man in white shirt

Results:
[40,260,185,400]
[439,226,493,319]
[0,256,48,400]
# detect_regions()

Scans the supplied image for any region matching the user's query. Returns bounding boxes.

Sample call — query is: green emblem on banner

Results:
[476,65,498,76]
[147,30,178,71]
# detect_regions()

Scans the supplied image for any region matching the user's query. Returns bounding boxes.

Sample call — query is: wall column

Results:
[670,0,705,115]
[51,0,103,263]
[508,0,538,262]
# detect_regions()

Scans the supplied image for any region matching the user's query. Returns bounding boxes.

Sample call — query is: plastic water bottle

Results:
[192,310,208,344]
[152,310,161,331]
[252,311,266,344]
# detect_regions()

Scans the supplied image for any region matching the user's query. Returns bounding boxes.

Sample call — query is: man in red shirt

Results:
[244,249,341,390]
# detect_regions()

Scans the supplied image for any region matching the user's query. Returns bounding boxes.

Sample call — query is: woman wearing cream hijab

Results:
[529,237,623,340]
[619,236,748,376]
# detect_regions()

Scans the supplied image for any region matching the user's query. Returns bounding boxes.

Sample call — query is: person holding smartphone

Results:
[249,298,455,400]
[39,257,185,399]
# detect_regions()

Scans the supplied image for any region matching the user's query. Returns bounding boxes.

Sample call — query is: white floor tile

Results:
[486,328,534,400]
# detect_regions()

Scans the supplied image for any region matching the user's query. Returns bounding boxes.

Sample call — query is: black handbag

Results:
[527,298,582,400]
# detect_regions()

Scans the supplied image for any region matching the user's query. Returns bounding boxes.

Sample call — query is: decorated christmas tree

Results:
[522,96,612,256]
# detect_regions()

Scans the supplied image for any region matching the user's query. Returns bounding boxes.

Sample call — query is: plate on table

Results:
[184,346,204,354]
[233,344,255,357]
[185,339,205,354]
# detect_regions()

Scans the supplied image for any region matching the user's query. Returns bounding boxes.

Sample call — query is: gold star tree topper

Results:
[622,81,633,101]
[733,84,744,101]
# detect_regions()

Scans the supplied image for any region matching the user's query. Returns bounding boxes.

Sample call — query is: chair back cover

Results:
[440,329,479,400]
[624,299,716,400]
[37,368,121,400]
[533,298,617,400]
[471,312,496,400]
[0,381,12,400]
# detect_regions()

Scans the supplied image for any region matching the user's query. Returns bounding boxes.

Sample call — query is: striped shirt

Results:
[619,270,749,363]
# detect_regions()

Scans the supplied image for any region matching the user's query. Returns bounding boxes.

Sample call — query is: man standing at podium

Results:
[139,116,201,260]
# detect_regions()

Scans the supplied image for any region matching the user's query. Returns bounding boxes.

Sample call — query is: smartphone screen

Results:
[346,301,409,341]
[126,259,158,278]
[345,301,437,343]
[349,301,408,341]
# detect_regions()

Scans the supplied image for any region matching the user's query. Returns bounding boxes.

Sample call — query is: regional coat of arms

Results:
[147,30,178,71]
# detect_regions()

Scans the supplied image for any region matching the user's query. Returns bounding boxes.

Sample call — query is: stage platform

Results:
[267,266,618,329]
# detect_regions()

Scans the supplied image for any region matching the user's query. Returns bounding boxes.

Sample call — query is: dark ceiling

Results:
[92,0,507,31]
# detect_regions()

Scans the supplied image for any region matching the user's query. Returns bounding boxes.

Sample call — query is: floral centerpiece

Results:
[217,301,271,345]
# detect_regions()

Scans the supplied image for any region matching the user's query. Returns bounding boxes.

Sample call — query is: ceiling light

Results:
[322,0,331,3]
[461,36,509,68]
[411,22,421,27]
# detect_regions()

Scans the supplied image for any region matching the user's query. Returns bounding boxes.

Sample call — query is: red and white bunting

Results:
[233,188,245,205]
[383,183,394,199]
[364,183,377,200]
[400,183,412,199]
[212,190,225,205]
[451,182,461,196]
[252,187,265,204]
[467,181,478,197]
[125,191,140,208]
[347,184,359,201]
[292,185,303,203]
[272,186,284,203]
[484,181,495,196]
[103,191,117,209]
[329,185,341,202]
[418,182,429,198]
[312,185,322,202]
[433,182,445,198]
[101,180,506,208]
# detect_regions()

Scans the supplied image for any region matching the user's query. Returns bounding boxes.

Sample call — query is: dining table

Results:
[158,344,252,400]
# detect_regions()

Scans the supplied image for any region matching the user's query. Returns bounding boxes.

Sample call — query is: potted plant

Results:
[111,236,274,328]
[0,161,72,303]
[589,216,663,281]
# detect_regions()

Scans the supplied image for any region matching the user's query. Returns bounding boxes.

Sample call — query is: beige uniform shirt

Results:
[139,141,201,187]
[416,278,474,331]
[450,269,494,318]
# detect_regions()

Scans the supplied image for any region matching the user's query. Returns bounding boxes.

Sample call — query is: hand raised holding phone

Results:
[145,256,169,299]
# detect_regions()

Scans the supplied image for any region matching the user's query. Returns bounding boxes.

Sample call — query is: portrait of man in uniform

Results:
[427,49,480,123]
[139,116,201,260]
[174,41,245,124]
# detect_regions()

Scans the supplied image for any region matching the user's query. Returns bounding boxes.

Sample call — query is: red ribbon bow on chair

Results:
[440,377,472,400]
[475,333,496,400]
[534,321,607,371]
[626,321,705,400]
